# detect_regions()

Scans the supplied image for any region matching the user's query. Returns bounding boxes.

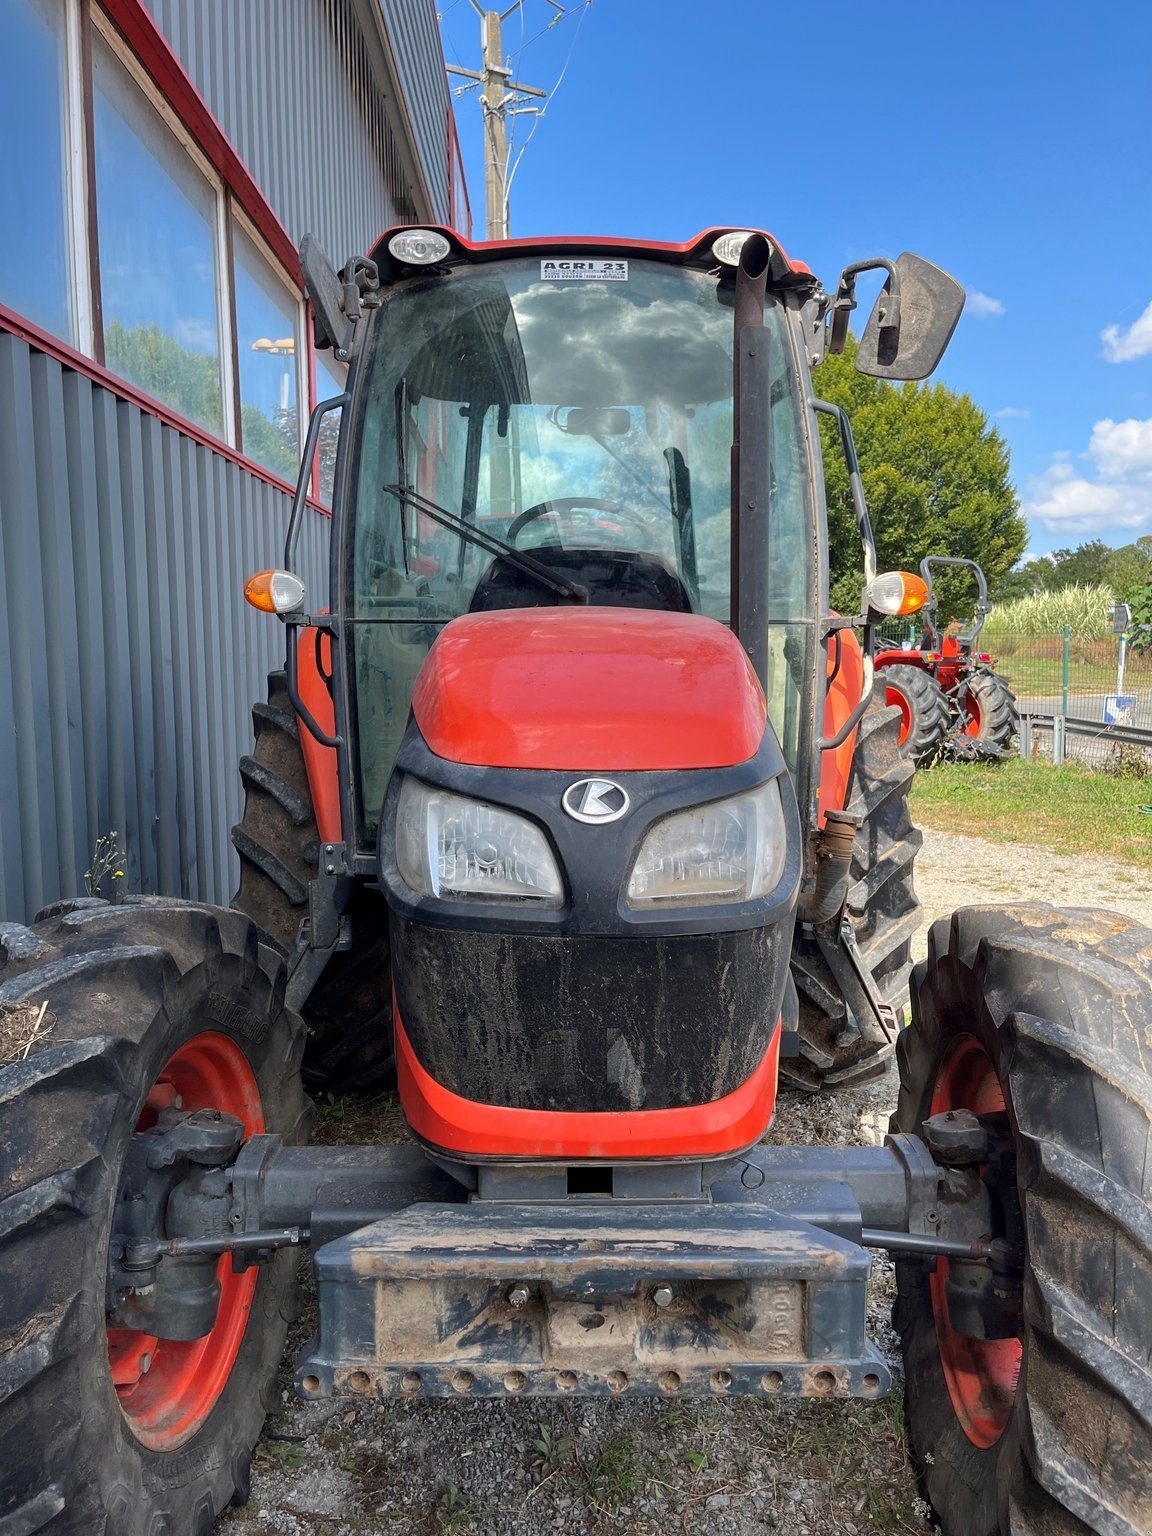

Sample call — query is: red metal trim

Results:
[295,627,343,845]
[396,1011,782,1161]
[96,0,301,283]
[369,224,808,273]
[0,302,330,514]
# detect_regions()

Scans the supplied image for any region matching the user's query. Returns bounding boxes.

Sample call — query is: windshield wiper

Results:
[381,485,589,604]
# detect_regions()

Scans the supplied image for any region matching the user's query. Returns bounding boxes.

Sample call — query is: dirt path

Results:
[221,829,1152,1536]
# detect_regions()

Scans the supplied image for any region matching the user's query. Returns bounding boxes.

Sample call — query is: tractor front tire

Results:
[963,670,1019,759]
[0,899,310,1535]
[232,669,394,1091]
[878,662,950,765]
[785,703,922,1091]
[893,904,1152,1536]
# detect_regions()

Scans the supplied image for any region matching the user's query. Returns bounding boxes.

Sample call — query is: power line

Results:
[501,1,591,220]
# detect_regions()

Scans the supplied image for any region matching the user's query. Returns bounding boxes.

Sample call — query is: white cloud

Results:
[1021,415,1152,535]
[995,406,1030,419]
[1088,416,1152,479]
[173,317,218,354]
[1101,299,1152,363]
[967,291,1005,318]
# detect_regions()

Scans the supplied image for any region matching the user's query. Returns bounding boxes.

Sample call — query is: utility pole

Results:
[446,1,548,240]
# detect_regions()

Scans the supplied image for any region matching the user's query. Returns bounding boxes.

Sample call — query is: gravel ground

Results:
[220,828,1152,1536]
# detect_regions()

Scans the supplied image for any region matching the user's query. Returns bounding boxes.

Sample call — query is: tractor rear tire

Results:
[963,671,1019,759]
[878,662,950,764]
[893,904,1152,1536]
[785,703,922,1091]
[232,670,394,1092]
[0,899,310,1535]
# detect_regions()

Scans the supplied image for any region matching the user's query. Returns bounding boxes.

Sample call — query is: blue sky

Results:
[439,0,1152,561]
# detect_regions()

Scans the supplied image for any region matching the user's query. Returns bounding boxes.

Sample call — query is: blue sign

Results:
[1104,694,1137,725]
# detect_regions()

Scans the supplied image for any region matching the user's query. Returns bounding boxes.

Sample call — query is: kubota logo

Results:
[562,778,630,824]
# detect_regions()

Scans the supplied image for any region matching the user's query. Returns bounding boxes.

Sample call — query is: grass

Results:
[911,757,1152,867]
[0,1000,53,1065]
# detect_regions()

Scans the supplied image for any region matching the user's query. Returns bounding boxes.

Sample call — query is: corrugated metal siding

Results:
[0,331,330,923]
[378,0,451,222]
[141,0,453,260]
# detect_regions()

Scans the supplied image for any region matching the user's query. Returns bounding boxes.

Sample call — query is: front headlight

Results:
[395,778,563,906]
[626,780,787,908]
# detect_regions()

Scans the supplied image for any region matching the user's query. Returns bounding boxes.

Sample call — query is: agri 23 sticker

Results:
[540,259,628,281]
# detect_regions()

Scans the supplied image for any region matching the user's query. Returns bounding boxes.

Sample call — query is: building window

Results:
[233,217,301,480]
[92,28,224,436]
[0,0,75,342]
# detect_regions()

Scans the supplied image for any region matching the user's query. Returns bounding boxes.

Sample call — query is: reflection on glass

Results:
[93,33,222,434]
[234,221,299,479]
[0,0,73,342]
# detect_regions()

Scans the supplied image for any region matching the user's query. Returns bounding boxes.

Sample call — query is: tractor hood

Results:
[411,607,766,772]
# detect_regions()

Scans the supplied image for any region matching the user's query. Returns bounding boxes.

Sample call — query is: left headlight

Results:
[395,778,563,906]
[626,780,788,909]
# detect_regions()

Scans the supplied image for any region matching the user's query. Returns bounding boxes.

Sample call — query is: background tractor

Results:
[2,229,1147,1536]
[874,555,1019,763]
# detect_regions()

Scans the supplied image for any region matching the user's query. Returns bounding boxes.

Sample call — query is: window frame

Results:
[2,0,317,489]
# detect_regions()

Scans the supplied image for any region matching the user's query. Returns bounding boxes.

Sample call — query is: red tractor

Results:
[874,555,1019,762]
[2,228,1147,1536]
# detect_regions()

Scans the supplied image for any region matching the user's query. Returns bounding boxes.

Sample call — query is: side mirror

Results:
[829,253,965,381]
[300,234,354,359]
[856,254,965,380]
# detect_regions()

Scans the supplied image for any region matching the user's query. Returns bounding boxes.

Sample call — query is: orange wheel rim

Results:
[962,691,983,738]
[886,683,913,745]
[928,1035,1021,1448]
[108,1031,264,1450]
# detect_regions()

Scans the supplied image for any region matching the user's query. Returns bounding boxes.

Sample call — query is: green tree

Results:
[813,335,1027,620]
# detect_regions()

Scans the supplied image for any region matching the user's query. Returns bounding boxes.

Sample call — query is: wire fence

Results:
[875,620,1152,773]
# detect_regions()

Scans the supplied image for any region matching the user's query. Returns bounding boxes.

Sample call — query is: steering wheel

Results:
[506,497,652,548]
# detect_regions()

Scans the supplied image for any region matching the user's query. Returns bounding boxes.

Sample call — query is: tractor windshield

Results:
[347,257,815,838]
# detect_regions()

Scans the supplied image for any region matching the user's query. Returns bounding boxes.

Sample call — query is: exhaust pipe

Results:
[799,810,860,925]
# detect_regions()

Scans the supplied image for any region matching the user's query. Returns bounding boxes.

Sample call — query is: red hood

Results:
[411,607,766,772]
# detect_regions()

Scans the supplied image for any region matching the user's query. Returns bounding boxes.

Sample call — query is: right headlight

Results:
[625,780,787,909]
[395,778,563,906]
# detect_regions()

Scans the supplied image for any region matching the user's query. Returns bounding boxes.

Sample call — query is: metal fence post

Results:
[1019,715,1031,760]
[1062,624,1070,719]
[1053,714,1066,766]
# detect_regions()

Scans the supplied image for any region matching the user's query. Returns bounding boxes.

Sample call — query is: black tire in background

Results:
[785,703,922,1091]
[232,670,394,1092]
[0,899,310,1535]
[964,670,1019,759]
[877,662,950,765]
[893,903,1152,1536]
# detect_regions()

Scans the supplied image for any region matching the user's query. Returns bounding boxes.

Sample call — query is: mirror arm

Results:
[828,257,901,354]
[285,393,350,569]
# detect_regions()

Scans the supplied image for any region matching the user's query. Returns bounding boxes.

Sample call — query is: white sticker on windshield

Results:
[540,259,628,281]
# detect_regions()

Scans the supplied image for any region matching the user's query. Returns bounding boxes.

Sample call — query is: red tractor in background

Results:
[874,555,1019,763]
[2,227,1148,1536]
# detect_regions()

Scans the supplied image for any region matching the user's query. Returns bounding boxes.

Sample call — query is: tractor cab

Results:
[338,234,820,846]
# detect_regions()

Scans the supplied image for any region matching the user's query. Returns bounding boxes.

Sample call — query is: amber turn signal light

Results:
[244,569,306,614]
[865,571,929,617]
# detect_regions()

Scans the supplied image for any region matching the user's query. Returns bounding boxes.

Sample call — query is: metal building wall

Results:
[0,331,330,923]
[141,0,453,261]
